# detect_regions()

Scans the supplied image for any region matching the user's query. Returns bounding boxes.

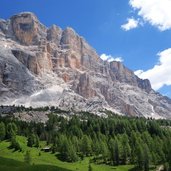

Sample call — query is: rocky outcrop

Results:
[109,61,151,92]
[0,12,171,119]
[47,25,62,44]
[10,12,47,45]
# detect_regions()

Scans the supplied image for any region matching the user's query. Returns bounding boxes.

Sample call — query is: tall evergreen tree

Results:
[92,139,100,156]
[109,138,120,166]
[143,144,150,171]
[0,122,5,141]
[120,134,131,164]
[100,141,109,163]
[6,122,17,138]
[27,134,35,147]
[114,139,120,166]
[68,142,79,162]
[135,143,144,170]
[59,137,69,161]
[10,136,22,151]
[59,137,78,162]
[81,135,92,156]
[35,134,39,148]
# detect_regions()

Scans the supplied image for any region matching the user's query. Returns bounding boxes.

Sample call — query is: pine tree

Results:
[143,144,150,171]
[167,144,171,171]
[130,131,139,163]
[100,141,109,163]
[6,122,17,138]
[10,136,22,151]
[92,140,100,156]
[135,143,144,170]
[71,136,80,152]
[35,134,39,148]
[81,135,92,156]
[120,134,131,164]
[68,142,79,162]
[56,134,66,152]
[0,122,5,141]
[151,152,157,167]
[27,134,35,147]
[114,139,120,165]
[109,138,120,166]
[59,137,78,162]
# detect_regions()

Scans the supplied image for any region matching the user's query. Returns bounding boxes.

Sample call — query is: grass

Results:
[92,164,135,171]
[0,136,153,171]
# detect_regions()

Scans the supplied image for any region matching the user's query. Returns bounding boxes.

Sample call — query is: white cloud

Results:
[130,0,171,31]
[121,18,139,31]
[134,70,144,76]
[135,48,171,90]
[100,54,123,62]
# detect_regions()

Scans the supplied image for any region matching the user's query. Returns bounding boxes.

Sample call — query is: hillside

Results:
[1,111,171,171]
[0,136,136,171]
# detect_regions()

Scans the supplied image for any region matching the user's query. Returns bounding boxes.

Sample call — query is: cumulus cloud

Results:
[134,70,144,76]
[129,0,171,31]
[121,18,139,31]
[100,54,123,62]
[135,48,171,90]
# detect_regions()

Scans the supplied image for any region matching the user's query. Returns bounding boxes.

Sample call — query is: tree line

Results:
[0,109,171,171]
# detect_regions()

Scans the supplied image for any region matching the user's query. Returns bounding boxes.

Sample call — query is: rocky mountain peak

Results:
[9,12,46,45]
[0,12,170,119]
[47,24,62,44]
[109,61,152,92]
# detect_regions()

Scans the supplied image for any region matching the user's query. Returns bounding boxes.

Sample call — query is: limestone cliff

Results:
[0,12,171,119]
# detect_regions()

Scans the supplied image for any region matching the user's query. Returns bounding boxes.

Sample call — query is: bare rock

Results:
[10,12,47,45]
[0,12,170,119]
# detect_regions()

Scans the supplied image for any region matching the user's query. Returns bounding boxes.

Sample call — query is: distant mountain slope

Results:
[0,12,171,118]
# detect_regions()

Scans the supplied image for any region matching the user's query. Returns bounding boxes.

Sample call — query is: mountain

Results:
[0,12,171,119]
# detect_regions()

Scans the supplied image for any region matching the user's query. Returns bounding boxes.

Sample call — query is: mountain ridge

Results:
[0,12,171,119]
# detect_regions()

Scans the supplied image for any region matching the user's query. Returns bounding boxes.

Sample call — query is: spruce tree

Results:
[10,136,22,151]
[114,139,120,166]
[109,138,120,166]
[59,137,78,162]
[6,122,17,139]
[27,134,35,147]
[143,144,150,171]
[135,143,144,170]
[35,134,39,148]
[100,141,109,163]
[81,135,92,156]
[93,140,100,156]
[0,122,5,141]
[68,142,79,162]
[120,134,131,164]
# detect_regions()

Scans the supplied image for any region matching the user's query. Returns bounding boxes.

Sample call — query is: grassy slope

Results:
[0,136,145,171]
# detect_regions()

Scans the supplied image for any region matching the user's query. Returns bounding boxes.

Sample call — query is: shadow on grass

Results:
[128,167,138,171]
[0,156,72,171]
[109,166,135,170]
[129,166,156,171]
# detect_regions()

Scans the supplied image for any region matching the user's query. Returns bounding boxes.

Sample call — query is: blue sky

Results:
[1,0,171,97]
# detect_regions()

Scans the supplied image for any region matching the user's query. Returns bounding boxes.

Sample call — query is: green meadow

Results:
[0,136,136,171]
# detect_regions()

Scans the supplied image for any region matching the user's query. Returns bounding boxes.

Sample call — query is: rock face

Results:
[10,12,46,45]
[0,12,171,119]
